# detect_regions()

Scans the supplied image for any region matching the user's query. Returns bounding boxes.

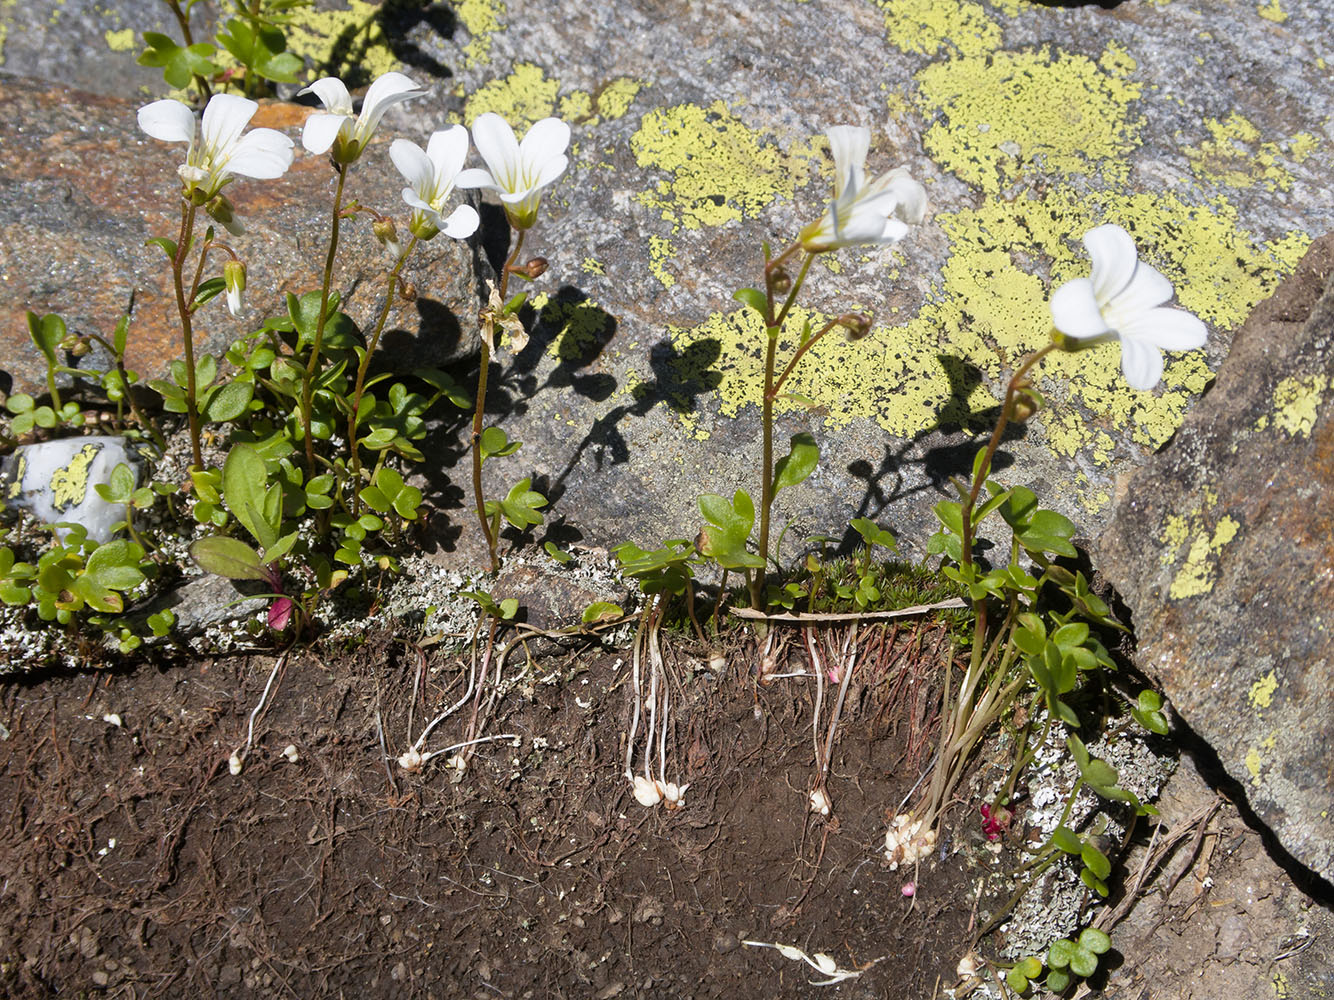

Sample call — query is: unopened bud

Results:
[514,257,548,280]
[372,218,402,260]
[61,334,92,358]
[207,193,245,236]
[399,282,417,302]
[840,313,873,341]
[223,259,247,317]
[770,267,792,295]
[1012,388,1043,422]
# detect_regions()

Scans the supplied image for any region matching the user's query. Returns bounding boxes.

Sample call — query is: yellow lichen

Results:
[648,236,677,288]
[596,78,644,121]
[1169,514,1239,599]
[465,62,560,129]
[455,0,505,66]
[1249,670,1278,710]
[877,0,1003,59]
[1184,114,1317,192]
[630,101,820,231]
[581,258,605,276]
[914,46,1143,194]
[50,444,100,512]
[104,28,135,52]
[1266,375,1327,437]
[1246,744,1263,784]
[1257,0,1287,22]
[281,2,401,83]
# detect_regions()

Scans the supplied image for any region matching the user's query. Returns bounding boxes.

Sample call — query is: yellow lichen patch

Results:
[877,0,1002,59]
[1184,114,1318,192]
[630,102,820,231]
[596,79,644,121]
[1265,375,1327,437]
[8,455,25,499]
[915,46,1143,194]
[1246,744,1264,784]
[666,305,995,438]
[1169,514,1239,599]
[456,0,506,66]
[1159,513,1190,564]
[581,257,605,276]
[1257,0,1287,22]
[466,62,560,129]
[534,293,615,365]
[280,2,401,83]
[104,28,135,52]
[1249,670,1278,710]
[648,236,677,288]
[50,444,100,512]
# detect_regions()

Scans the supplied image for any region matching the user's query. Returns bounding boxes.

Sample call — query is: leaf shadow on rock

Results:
[318,0,458,89]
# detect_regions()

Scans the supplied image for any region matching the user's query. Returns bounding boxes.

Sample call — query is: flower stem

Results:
[472,230,526,572]
[348,234,420,513]
[299,163,348,476]
[170,200,203,470]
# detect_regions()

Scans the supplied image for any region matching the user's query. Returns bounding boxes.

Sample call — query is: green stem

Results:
[170,200,203,470]
[300,164,348,476]
[472,230,526,572]
[348,234,420,512]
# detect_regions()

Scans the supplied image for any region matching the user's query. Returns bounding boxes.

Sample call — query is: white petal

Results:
[301,112,351,154]
[299,77,353,116]
[200,94,259,160]
[1119,337,1163,390]
[401,188,432,213]
[390,139,434,195]
[826,125,870,199]
[530,153,569,191]
[1050,277,1112,339]
[886,171,927,224]
[425,125,471,185]
[224,128,294,179]
[454,167,496,190]
[519,117,571,165]
[137,99,196,144]
[1109,259,1175,317]
[440,203,480,240]
[878,217,910,243]
[471,112,521,187]
[1118,305,1208,352]
[1082,224,1139,305]
[355,71,424,140]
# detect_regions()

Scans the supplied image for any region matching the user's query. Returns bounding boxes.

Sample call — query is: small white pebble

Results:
[102,713,122,728]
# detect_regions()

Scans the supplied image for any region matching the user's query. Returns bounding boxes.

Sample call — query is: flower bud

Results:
[519,257,549,279]
[1011,387,1043,423]
[840,313,873,341]
[61,334,92,358]
[399,282,417,302]
[223,260,247,317]
[372,217,402,260]
[770,267,792,294]
[207,193,245,236]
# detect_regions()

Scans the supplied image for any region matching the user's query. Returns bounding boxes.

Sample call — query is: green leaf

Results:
[137,32,218,90]
[772,432,819,494]
[189,535,269,581]
[193,276,227,308]
[1051,826,1083,855]
[733,287,769,317]
[849,517,898,553]
[480,426,521,458]
[1005,966,1031,993]
[1047,938,1075,970]
[1067,734,1090,772]
[933,500,964,536]
[697,490,764,570]
[544,541,573,564]
[201,380,253,423]
[1044,968,1071,992]
[1081,842,1112,880]
[144,237,178,261]
[1067,943,1099,978]
[485,478,547,530]
[581,600,623,624]
[262,530,299,565]
[1078,928,1111,955]
[222,443,279,552]
[26,311,65,361]
[1083,759,1119,789]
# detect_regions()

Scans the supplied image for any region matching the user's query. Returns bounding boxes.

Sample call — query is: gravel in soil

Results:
[0,622,977,998]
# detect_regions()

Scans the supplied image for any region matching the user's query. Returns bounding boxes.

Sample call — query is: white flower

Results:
[138,94,293,199]
[457,112,570,230]
[1050,223,1208,390]
[299,71,424,163]
[223,260,246,317]
[799,125,926,253]
[390,126,480,240]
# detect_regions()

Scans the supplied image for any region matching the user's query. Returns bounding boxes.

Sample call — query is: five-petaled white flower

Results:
[299,71,424,164]
[456,112,570,230]
[1049,224,1207,390]
[138,94,293,200]
[799,125,927,253]
[390,126,480,240]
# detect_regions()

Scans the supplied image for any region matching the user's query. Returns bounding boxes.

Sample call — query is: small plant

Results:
[1005,927,1113,994]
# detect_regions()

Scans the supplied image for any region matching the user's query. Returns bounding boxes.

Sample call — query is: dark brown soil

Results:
[0,621,980,999]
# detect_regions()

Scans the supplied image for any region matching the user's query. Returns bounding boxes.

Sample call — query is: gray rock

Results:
[3,0,1332,562]
[1097,232,1334,882]
[0,435,144,542]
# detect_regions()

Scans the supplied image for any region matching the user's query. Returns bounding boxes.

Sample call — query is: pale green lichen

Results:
[456,0,505,66]
[104,28,135,52]
[630,101,820,231]
[1185,114,1319,192]
[877,0,1003,59]
[915,45,1144,194]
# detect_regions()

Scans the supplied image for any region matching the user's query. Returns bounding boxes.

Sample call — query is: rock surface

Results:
[1098,232,1334,882]
[3,0,1332,560]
